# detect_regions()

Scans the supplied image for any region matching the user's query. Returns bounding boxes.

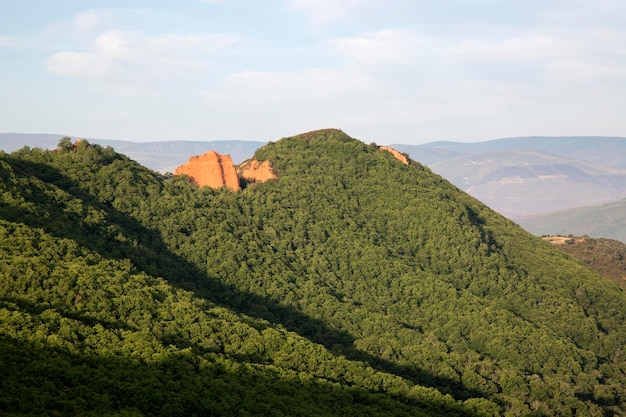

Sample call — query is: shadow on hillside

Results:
[1,156,486,406]
[1,334,456,417]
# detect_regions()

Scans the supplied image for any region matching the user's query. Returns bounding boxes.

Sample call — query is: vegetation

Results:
[1,130,625,416]
[543,235,626,288]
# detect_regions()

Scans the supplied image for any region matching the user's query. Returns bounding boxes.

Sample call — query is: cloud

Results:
[205,67,376,103]
[447,16,626,83]
[285,0,370,24]
[17,2,626,142]
[72,9,109,33]
[47,29,240,96]
[547,58,626,81]
[331,29,421,65]
[0,36,25,49]
[539,0,626,27]
[454,35,580,62]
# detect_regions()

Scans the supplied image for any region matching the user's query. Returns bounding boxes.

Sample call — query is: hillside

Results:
[393,136,626,218]
[519,199,626,244]
[543,235,626,288]
[1,130,626,416]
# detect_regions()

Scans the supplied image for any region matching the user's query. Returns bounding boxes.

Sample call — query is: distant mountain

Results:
[393,136,626,219]
[542,235,626,288]
[395,136,626,168]
[0,133,265,172]
[518,198,626,243]
[2,130,626,416]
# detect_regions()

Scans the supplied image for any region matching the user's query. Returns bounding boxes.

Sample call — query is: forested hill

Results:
[1,130,625,416]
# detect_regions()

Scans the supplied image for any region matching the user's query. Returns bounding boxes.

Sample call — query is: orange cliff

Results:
[238,159,277,184]
[379,146,409,166]
[174,151,241,192]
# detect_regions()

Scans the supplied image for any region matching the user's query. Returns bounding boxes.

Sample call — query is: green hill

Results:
[1,130,625,416]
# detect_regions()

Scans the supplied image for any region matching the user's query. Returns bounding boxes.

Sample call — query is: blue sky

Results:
[1,1,625,144]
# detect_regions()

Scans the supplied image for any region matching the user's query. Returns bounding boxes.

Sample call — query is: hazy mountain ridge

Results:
[398,136,626,168]
[520,198,626,243]
[1,130,625,416]
[393,136,626,218]
[0,133,265,172]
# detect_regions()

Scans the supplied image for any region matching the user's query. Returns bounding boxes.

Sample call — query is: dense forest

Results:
[1,130,625,416]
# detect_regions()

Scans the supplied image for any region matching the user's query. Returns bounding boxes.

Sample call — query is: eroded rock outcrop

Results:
[174,151,240,192]
[238,159,277,184]
[379,146,409,166]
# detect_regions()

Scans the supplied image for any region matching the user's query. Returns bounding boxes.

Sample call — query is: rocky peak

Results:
[174,150,241,192]
[174,151,277,192]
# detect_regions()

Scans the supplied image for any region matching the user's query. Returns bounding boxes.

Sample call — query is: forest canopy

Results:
[0,131,625,416]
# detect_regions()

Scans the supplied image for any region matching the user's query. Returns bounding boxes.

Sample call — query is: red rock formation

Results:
[379,146,409,166]
[174,151,240,192]
[238,159,277,184]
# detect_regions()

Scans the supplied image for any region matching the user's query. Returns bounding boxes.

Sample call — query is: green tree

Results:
[57,136,73,151]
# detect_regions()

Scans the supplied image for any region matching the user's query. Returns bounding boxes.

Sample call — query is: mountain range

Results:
[0,133,264,171]
[1,129,625,416]
[518,199,626,243]
[392,136,626,219]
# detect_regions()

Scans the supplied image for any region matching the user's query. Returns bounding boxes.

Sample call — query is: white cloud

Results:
[8,1,626,142]
[449,22,626,84]
[286,0,370,24]
[72,9,109,33]
[0,36,25,49]
[455,35,580,62]
[332,29,421,65]
[539,0,626,26]
[205,67,376,103]
[47,29,241,96]
[547,59,626,81]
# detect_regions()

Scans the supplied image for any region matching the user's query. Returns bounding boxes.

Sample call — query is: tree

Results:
[57,137,73,152]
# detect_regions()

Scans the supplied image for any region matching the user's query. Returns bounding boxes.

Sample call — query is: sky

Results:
[1,1,625,145]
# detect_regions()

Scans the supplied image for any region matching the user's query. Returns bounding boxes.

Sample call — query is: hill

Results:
[542,235,626,288]
[393,136,626,219]
[1,130,626,416]
[519,199,626,244]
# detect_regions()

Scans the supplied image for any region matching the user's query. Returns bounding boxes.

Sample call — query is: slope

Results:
[519,198,626,244]
[542,235,626,288]
[2,131,626,416]
[0,143,476,416]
